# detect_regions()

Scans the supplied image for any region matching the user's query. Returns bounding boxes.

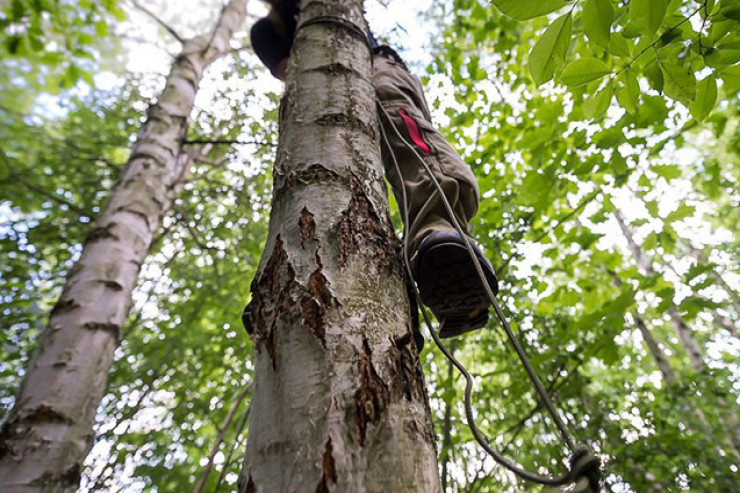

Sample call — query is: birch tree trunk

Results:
[613,209,705,371]
[0,2,247,490]
[613,209,740,458]
[240,1,441,491]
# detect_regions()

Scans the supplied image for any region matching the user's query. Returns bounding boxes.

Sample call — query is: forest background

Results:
[0,0,738,491]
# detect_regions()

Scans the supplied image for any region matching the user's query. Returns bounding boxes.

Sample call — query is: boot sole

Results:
[415,240,499,338]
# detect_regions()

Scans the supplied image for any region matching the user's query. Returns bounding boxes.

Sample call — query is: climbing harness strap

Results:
[377,99,603,491]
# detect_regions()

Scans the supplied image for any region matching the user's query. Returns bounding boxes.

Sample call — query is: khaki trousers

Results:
[373,53,480,255]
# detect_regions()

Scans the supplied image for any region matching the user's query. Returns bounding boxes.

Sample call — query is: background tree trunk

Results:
[0,2,247,490]
[240,1,441,491]
[613,209,705,370]
[613,209,740,459]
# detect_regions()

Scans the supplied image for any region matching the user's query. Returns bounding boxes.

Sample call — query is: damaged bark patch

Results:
[315,113,374,137]
[300,268,333,346]
[316,438,337,493]
[99,280,124,291]
[355,339,389,446]
[83,322,122,341]
[244,475,256,493]
[85,225,119,244]
[49,298,80,318]
[0,405,73,459]
[277,163,345,194]
[338,176,392,268]
[297,206,334,345]
[252,235,298,371]
[299,207,317,249]
[391,334,425,403]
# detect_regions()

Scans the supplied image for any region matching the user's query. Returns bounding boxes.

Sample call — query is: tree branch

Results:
[129,0,185,44]
[182,138,276,147]
[194,384,251,493]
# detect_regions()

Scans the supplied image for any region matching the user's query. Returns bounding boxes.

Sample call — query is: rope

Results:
[377,99,602,491]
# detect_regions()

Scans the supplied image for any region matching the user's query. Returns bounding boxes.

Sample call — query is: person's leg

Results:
[373,48,498,337]
[250,2,498,337]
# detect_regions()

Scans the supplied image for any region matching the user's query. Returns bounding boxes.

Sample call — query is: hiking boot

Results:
[413,231,499,338]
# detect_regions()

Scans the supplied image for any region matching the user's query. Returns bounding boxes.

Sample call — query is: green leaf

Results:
[583,0,613,48]
[608,34,631,57]
[492,0,568,20]
[560,58,611,86]
[645,63,664,92]
[666,203,696,222]
[689,76,718,121]
[719,64,740,93]
[630,0,668,37]
[719,2,740,21]
[583,81,613,120]
[660,63,697,104]
[652,164,682,180]
[616,70,640,114]
[529,12,573,85]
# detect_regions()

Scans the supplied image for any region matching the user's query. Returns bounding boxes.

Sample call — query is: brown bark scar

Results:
[316,437,337,492]
[391,335,425,403]
[252,235,298,370]
[300,268,332,346]
[277,163,345,194]
[355,339,389,446]
[0,405,74,459]
[83,322,122,341]
[49,298,80,317]
[244,475,256,493]
[299,207,317,249]
[99,280,124,291]
[85,225,119,244]
[338,175,392,268]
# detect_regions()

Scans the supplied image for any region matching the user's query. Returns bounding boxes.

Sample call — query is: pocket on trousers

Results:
[399,108,432,155]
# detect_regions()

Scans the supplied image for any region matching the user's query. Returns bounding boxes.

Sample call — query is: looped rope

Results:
[376,96,603,491]
[296,15,374,55]
[570,446,603,492]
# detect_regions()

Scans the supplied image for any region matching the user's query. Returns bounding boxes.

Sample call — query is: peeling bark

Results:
[0,2,248,491]
[240,1,440,491]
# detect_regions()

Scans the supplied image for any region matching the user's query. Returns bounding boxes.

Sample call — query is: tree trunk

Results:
[194,385,251,493]
[608,270,679,385]
[613,209,740,459]
[239,1,441,492]
[613,209,705,371]
[0,2,247,491]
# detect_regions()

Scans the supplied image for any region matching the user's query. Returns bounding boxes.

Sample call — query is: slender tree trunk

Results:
[0,2,247,491]
[239,1,441,491]
[608,270,679,385]
[194,385,251,493]
[613,209,740,459]
[631,315,679,385]
[613,209,706,371]
[629,189,739,337]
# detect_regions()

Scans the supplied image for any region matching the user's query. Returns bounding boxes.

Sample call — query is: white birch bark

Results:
[240,1,441,491]
[0,2,247,491]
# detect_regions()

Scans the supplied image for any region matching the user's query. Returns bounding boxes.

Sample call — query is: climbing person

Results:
[248,0,499,341]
